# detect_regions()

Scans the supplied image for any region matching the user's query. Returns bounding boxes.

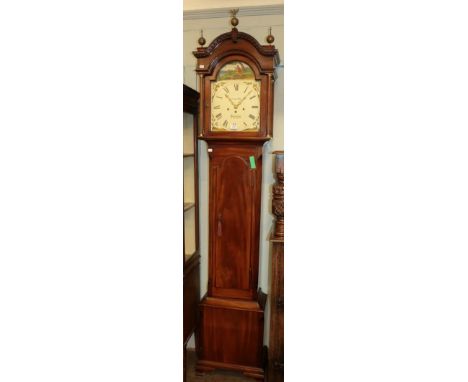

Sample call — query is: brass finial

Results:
[266,27,275,44]
[198,29,206,46]
[230,9,239,27]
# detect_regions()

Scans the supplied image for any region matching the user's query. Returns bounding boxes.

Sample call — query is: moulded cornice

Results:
[193,30,279,63]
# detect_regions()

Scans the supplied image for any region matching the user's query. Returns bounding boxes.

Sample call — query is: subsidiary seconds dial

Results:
[211,79,261,132]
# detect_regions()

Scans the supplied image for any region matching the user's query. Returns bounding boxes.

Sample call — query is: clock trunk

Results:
[208,142,262,300]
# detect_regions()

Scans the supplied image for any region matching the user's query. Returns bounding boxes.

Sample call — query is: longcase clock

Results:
[193,11,279,381]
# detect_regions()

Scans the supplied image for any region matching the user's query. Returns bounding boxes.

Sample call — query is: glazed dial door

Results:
[210,61,261,132]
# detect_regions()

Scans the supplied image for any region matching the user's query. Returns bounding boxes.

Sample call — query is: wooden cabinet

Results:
[183,85,200,265]
[183,85,201,382]
[268,240,284,381]
[268,151,284,382]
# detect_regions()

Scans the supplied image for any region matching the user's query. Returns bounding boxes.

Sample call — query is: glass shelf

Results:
[184,202,195,211]
[184,207,196,258]
[184,156,195,204]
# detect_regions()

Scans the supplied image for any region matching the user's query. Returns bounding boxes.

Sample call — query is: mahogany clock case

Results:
[194,30,279,141]
[206,142,263,301]
[192,23,280,381]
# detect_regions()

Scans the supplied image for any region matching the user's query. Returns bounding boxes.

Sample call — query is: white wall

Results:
[184,10,283,346]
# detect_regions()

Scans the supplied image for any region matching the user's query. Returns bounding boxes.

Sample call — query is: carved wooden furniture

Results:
[193,13,279,381]
[183,84,201,382]
[268,151,284,382]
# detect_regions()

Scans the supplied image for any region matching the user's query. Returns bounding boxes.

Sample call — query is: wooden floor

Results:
[186,350,257,382]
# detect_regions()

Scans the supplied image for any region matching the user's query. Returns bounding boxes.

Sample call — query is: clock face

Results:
[210,61,260,132]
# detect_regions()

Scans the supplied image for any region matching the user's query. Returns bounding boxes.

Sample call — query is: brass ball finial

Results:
[198,29,206,46]
[266,27,275,44]
[230,9,239,27]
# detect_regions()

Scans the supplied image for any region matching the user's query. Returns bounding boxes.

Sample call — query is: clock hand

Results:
[225,94,237,108]
[235,90,253,108]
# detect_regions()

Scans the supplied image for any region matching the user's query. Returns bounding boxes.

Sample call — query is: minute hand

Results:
[236,90,253,107]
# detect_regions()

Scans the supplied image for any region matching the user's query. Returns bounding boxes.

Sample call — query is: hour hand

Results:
[225,94,237,108]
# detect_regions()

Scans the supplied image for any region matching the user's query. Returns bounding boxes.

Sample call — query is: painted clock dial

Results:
[210,61,260,132]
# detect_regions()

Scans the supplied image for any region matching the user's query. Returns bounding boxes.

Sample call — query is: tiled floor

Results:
[186,350,257,382]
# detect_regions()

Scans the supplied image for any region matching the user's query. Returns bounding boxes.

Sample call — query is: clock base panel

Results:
[196,296,266,379]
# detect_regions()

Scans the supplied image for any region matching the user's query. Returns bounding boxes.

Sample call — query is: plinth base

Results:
[196,359,265,380]
[196,295,266,381]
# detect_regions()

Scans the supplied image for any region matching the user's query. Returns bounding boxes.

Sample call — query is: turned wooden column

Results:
[268,151,284,382]
[272,151,284,239]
